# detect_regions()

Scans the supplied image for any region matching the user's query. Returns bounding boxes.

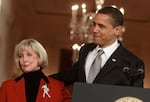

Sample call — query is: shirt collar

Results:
[96,40,120,58]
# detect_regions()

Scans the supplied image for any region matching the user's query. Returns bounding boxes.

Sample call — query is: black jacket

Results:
[50,43,144,87]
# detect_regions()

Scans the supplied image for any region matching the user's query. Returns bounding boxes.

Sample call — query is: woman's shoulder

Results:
[47,77,65,86]
[0,78,16,87]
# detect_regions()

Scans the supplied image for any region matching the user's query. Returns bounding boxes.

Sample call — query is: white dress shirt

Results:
[85,40,120,81]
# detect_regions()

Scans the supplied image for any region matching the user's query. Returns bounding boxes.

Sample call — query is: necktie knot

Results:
[97,49,104,56]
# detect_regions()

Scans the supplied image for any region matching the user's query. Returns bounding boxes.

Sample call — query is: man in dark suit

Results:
[50,6,144,87]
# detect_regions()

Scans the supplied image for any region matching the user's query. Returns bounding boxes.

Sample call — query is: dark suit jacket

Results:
[51,43,144,87]
[0,77,71,102]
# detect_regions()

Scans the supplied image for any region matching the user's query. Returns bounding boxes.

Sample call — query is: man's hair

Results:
[97,6,124,27]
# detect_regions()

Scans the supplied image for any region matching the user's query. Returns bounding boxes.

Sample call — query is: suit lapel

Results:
[15,78,26,102]
[96,45,124,78]
[79,43,97,82]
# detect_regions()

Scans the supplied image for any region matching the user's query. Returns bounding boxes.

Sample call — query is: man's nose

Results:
[93,25,99,33]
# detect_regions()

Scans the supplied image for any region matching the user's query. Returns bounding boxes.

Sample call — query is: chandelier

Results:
[69,0,125,43]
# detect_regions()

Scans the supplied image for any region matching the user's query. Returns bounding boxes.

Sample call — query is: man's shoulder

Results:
[80,43,97,51]
[84,43,97,46]
[118,45,143,62]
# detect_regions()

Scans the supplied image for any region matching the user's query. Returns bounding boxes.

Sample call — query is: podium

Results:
[71,82,150,102]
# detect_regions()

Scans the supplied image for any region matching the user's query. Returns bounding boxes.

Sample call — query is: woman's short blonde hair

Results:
[14,39,48,69]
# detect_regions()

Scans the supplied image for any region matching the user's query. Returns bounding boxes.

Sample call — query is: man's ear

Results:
[115,25,125,37]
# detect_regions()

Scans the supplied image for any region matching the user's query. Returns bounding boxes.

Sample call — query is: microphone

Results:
[122,64,144,79]
[122,63,144,86]
[123,66,130,73]
[138,68,144,74]
[122,64,132,81]
[122,61,130,73]
[137,66,144,79]
[122,63,131,76]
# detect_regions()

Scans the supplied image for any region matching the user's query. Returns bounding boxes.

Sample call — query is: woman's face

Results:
[18,46,40,73]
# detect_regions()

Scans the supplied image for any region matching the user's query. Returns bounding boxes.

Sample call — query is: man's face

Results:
[92,13,121,48]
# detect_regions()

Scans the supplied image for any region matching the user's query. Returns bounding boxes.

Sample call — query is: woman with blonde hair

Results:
[0,39,71,102]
